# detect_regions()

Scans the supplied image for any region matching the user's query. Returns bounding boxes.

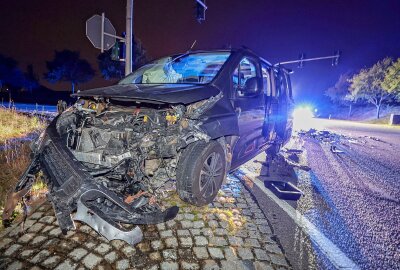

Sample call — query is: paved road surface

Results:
[1,118,399,269]
[238,119,400,269]
[0,177,290,270]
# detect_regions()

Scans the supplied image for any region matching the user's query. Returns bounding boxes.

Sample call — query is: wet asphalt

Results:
[302,120,400,270]
[237,119,400,270]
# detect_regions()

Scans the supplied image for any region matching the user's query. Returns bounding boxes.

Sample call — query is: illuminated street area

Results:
[238,118,400,269]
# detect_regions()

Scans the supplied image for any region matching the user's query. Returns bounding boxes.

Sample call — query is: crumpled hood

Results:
[72,83,221,104]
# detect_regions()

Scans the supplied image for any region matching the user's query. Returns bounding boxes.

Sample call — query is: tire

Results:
[176,140,226,206]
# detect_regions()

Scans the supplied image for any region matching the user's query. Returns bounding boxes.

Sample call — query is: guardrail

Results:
[0,102,57,120]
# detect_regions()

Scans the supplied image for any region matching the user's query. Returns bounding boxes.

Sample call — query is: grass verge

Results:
[0,108,45,143]
[0,108,47,228]
[363,115,391,125]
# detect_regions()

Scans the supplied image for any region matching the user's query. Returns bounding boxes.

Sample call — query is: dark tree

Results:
[133,39,148,69]
[44,50,95,93]
[349,57,393,119]
[22,64,39,93]
[98,38,147,80]
[325,73,355,118]
[0,54,24,90]
[97,50,125,80]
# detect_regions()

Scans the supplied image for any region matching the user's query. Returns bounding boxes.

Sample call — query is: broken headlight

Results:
[185,92,223,119]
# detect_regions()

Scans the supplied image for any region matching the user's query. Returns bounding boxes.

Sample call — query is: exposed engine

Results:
[3,93,223,246]
[55,97,213,200]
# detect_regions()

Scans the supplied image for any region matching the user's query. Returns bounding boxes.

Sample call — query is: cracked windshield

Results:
[119,52,231,85]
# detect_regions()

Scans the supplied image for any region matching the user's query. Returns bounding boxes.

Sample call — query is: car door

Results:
[268,67,293,144]
[260,62,275,144]
[230,56,266,168]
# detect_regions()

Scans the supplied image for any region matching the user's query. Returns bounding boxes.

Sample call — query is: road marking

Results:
[235,167,360,270]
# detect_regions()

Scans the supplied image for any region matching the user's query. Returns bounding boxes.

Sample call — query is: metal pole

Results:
[196,0,207,9]
[277,55,339,65]
[125,0,133,75]
[101,12,105,53]
[104,32,126,41]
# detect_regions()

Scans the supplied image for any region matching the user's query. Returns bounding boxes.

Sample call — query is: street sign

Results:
[86,14,116,51]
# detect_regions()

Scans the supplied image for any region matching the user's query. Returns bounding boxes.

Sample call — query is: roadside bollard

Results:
[389,114,400,125]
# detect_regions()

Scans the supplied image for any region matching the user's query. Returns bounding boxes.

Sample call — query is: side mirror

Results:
[243,77,260,96]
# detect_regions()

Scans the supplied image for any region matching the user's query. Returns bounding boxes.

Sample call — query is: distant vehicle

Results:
[3,48,294,245]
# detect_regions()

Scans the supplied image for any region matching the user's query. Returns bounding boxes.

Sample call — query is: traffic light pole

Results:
[91,1,202,75]
[276,53,341,66]
[125,0,133,76]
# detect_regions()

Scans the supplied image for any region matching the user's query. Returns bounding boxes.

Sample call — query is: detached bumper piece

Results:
[264,181,303,200]
[75,199,143,246]
[37,122,178,246]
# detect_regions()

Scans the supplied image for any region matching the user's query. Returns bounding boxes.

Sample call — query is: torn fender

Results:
[200,96,239,139]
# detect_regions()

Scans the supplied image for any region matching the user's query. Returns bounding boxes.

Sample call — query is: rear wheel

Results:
[176,140,226,206]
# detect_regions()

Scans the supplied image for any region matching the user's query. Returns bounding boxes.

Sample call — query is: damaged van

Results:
[3,48,293,245]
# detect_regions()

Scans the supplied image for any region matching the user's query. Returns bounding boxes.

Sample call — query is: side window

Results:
[232,57,260,96]
[261,64,271,97]
[273,69,291,100]
[285,72,293,99]
[279,71,288,99]
[273,70,284,98]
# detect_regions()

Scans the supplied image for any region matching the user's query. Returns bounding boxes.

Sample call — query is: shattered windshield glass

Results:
[119,52,231,85]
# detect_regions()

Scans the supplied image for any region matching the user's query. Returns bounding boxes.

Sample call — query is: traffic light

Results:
[195,0,207,23]
[111,42,120,61]
[332,50,341,66]
[298,53,305,68]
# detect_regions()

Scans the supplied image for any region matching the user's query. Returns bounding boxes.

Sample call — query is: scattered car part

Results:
[330,145,345,154]
[264,181,303,200]
[285,149,303,154]
[74,199,143,246]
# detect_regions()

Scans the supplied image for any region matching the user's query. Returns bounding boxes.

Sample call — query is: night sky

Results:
[1,0,399,105]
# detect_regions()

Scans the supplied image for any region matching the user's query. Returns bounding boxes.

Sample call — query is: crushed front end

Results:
[3,95,220,245]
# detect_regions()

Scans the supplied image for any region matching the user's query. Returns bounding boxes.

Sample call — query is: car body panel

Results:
[72,83,221,105]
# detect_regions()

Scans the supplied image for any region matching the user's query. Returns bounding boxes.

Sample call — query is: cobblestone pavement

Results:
[0,176,291,270]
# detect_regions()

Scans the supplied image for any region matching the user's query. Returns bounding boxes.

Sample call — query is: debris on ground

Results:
[285,149,303,154]
[297,129,385,147]
[278,151,310,172]
[287,153,300,163]
[297,129,351,144]
[0,176,291,270]
[330,145,345,154]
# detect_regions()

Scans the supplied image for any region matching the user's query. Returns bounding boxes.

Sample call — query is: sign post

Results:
[101,13,105,53]
[86,2,133,76]
[86,14,118,51]
[125,0,133,75]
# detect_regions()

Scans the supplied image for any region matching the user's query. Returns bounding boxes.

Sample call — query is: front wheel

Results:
[176,140,226,206]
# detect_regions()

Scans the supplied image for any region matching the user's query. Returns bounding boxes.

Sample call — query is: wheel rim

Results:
[199,152,223,199]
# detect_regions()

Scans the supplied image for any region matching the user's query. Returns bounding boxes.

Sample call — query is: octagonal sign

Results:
[86,14,116,51]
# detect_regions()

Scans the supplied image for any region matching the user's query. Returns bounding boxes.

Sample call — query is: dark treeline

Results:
[0,38,147,105]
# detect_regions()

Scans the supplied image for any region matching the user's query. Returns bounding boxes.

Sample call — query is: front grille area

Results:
[41,141,83,198]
